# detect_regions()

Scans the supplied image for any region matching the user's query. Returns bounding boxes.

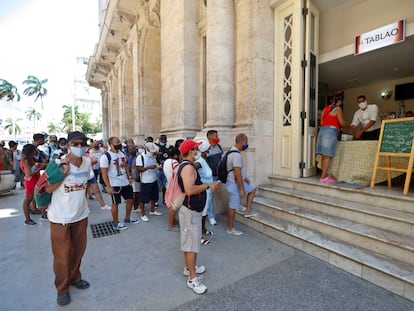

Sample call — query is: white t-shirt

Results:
[136,153,158,184]
[163,158,179,187]
[351,104,381,131]
[226,147,245,182]
[99,150,129,187]
[47,157,94,224]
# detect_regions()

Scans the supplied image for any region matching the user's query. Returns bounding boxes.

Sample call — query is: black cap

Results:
[159,134,167,142]
[67,131,88,142]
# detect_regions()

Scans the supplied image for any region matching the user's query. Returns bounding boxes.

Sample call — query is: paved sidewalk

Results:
[0,187,413,311]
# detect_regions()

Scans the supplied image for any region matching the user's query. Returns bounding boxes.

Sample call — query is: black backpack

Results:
[216,150,240,183]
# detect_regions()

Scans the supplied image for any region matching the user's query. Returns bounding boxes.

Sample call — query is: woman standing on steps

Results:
[316,95,349,183]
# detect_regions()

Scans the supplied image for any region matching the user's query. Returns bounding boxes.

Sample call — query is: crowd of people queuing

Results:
[0,130,258,304]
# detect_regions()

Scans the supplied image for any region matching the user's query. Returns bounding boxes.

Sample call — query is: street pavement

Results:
[1,186,413,311]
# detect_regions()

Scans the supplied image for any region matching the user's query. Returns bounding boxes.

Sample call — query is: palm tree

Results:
[0,79,21,101]
[26,107,41,133]
[47,121,65,135]
[0,79,21,139]
[22,75,48,111]
[3,117,22,135]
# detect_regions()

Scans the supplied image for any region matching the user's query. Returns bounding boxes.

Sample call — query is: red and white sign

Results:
[355,20,405,55]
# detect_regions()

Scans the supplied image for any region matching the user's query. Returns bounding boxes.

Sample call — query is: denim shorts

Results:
[316,126,339,157]
[225,180,256,209]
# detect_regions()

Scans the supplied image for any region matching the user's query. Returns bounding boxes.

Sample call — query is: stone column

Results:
[205,0,235,128]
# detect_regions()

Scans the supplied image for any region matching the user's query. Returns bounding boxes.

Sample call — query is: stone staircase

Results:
[236,176,414,302]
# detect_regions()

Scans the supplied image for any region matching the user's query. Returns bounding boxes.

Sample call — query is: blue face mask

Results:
[242,144,249,151]
[70,146,86,157]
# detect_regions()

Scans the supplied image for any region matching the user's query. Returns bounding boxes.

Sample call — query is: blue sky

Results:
[0,0,99,126]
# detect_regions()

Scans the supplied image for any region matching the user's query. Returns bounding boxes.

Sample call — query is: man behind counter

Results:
[349,95,381,140]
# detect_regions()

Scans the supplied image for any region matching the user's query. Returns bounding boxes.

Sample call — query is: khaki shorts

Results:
[179,206,202,253]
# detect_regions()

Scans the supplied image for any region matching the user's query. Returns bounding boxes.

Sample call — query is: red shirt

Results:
[321,105,341,131]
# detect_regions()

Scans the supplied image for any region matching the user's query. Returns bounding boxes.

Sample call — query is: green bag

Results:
[34,160,65,207]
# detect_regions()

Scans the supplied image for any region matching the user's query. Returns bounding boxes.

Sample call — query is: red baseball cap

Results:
[179,139,202,154]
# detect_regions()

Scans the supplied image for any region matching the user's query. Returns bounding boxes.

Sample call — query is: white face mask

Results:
[138,148,145,154]
[70,146,86,157]
[194,151,201,161]
[358,101,368,110]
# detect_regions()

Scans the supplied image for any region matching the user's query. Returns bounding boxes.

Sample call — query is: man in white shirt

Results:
[137,142,163,222]
[349,95,381,140]
[100,136,139,231]
[46,131,94,306]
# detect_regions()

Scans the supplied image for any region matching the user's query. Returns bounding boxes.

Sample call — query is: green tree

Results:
[26,107,41,133]
[61,104,102,135]
[0,79,21,101]
[47,121,65,135]
[22,75,48,111]
[3,117,22,135]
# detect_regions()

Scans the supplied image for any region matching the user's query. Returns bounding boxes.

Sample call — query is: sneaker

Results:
[102,188,107,193]
[41,214,49,221]
[113,222,128,231]
[244,212,258,218]
[208,218,217,226]
[132,208,141,213]
[24,219,36,226]
[320,176,337,183]
[155,201,159,207]
[187,277,207,295]
[101,204,112,210]
[226,228,243,236]
[239,206,246,212]
[57,292,71,306]
[183,265,206,276]
[125,217,140,224]
[141,215,149,222]
[149,211,162,216]
[89,195,95,200]
[29,209,41,215]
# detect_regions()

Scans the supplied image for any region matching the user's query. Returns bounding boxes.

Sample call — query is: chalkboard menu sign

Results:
[371,117,414,195]
[379,119,414,153]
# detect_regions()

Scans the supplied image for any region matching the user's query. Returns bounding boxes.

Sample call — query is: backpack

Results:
[216,150,240,183]
[130,155,144,182]
[165,162,190,211]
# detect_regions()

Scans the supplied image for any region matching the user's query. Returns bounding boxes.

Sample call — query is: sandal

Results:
[201,238,210,245]
[204,230,215,236]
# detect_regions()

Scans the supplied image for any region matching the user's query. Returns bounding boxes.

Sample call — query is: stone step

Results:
[250,196,414,266]
[235,211,414,301]
[259,184,414,236]
[268,175,414,213]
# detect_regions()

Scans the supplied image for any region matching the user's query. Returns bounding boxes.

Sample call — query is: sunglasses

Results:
[71,142,87,147]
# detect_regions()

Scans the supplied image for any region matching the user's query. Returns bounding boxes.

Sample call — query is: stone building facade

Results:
[86,0,414,186]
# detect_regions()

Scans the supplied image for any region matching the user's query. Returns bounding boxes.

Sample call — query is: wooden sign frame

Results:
[370,117,414,195]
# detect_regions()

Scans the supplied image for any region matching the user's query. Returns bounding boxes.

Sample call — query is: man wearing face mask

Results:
[136,142,163,222]
[100,137,139,231]
[45,131,94,306]
[225,133,258,236]
[205,130,223,226]
[178,140,221,294]
[349,95,381,140]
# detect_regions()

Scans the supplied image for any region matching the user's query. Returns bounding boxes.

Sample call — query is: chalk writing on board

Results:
[380,120,414,153]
